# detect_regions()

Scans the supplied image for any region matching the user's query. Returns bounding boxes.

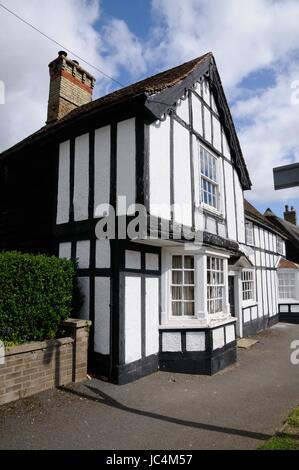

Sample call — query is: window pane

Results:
[172,286,182,300]
[172,255,182,269]
[172,302,182,316]
[184,256,194,269]
[184,270,194,284]
[184,286,194,300]
[184,302,195,316]
[172,271,182,285]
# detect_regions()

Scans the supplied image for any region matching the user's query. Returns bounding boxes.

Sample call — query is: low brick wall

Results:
[0,319,91,406]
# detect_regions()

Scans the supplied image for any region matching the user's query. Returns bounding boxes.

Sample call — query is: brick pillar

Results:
[63,319,91,383]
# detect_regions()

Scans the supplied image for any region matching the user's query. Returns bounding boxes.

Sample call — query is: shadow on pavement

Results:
[58,383,271,442]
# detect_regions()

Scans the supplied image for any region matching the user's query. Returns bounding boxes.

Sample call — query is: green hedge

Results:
[0,252,79,345]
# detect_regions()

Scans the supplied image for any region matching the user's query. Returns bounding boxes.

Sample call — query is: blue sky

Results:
[0,0,299,219]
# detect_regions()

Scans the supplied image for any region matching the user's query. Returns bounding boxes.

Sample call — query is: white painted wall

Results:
[74,133,89,221]
[57,141,70,224]
[124,276,142,363]
[59,242,72,260]
[162,332,181,352]
[76,240,90,269]
[125,250,141,270]
[173,120,192,227]
[191,93,203,136]
[224,161,237,240]
[145,277,159,356]
[176,97,189,124]
[77,277,90,320]
[96,239,110,269]
[234,171,245,243]
[149,118,171,220]
[94,277,110,355]
[94,126,110,213]
[186,332,205,351]
[117,118,136,215]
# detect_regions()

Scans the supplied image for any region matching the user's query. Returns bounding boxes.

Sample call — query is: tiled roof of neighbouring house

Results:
[244,199,286,237]
[264,208,299,249]
[278,258,299,269]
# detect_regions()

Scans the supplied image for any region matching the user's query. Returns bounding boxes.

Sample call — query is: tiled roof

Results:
[278,258,299,269]
[264,208,299,249]
[244,199,285,236]
[0,53,212,158]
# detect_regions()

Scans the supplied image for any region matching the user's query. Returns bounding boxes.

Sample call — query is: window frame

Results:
[199,145,221,213]
[245,221,254,246]
[277,270,297,300]
[170,254,196,318]
[241,270,255,304]
[207,256,225,315]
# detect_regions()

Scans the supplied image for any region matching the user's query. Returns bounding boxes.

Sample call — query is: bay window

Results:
[278,271,296,299]
[242,270,255,301]
[207,256,225,314]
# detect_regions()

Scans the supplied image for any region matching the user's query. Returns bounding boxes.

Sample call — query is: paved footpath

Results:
[0,323,299,450]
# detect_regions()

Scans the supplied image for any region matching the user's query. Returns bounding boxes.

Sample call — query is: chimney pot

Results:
[284,204,297,225]
[58,50,67,57]
[72,60,79,65]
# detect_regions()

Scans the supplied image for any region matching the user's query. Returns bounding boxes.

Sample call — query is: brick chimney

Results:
[47,51,96,124]
[284,205,297,225]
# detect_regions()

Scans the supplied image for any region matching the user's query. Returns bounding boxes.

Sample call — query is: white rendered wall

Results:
[59,242,72,260]
[94,277,110,355]
[76,240,90,269]
[145,277,159,357]
[173,120,192,227]
[74,133,89,221]
[234,171,245,243]
[94,126,110,213]
[57,141,70,224]
[124,276,142,363]
[176,97,189,124]
[224,161,237,240]
[191,93,203,136]
[149,118,171,220]
[96,239,110,269]
[117,118,136,215]
[77,277,90,321]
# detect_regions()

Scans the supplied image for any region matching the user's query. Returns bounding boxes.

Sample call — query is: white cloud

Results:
[147,0,299,204]
[0,0,145,151]
[149,0,299,90]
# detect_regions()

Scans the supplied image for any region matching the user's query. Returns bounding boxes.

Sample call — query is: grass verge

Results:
[258,406,299,450]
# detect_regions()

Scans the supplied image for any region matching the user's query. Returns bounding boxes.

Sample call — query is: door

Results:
[228,275,235,317]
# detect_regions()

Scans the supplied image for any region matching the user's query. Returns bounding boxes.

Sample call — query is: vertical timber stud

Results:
[136,114,145,207]
[188,90,196,230]
[109,122,119,381]
[89,130,95,362]
[69,138,75,224]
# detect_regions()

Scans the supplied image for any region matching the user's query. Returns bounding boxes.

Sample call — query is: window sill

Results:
[197,203,224,220]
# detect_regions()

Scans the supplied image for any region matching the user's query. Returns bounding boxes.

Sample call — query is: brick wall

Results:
[0,319,91,406]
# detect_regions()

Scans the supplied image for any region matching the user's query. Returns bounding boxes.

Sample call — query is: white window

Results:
[242,271,255,301]
[277,237,284,255]
[278,271,296,299]
[171,255,195,316]
[245,221,254,246]
[207,256,224,314]
[200,146,219,210]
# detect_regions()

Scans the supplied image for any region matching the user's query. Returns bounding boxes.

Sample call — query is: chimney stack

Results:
[284,205,297,225]
[47,51,96,124]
